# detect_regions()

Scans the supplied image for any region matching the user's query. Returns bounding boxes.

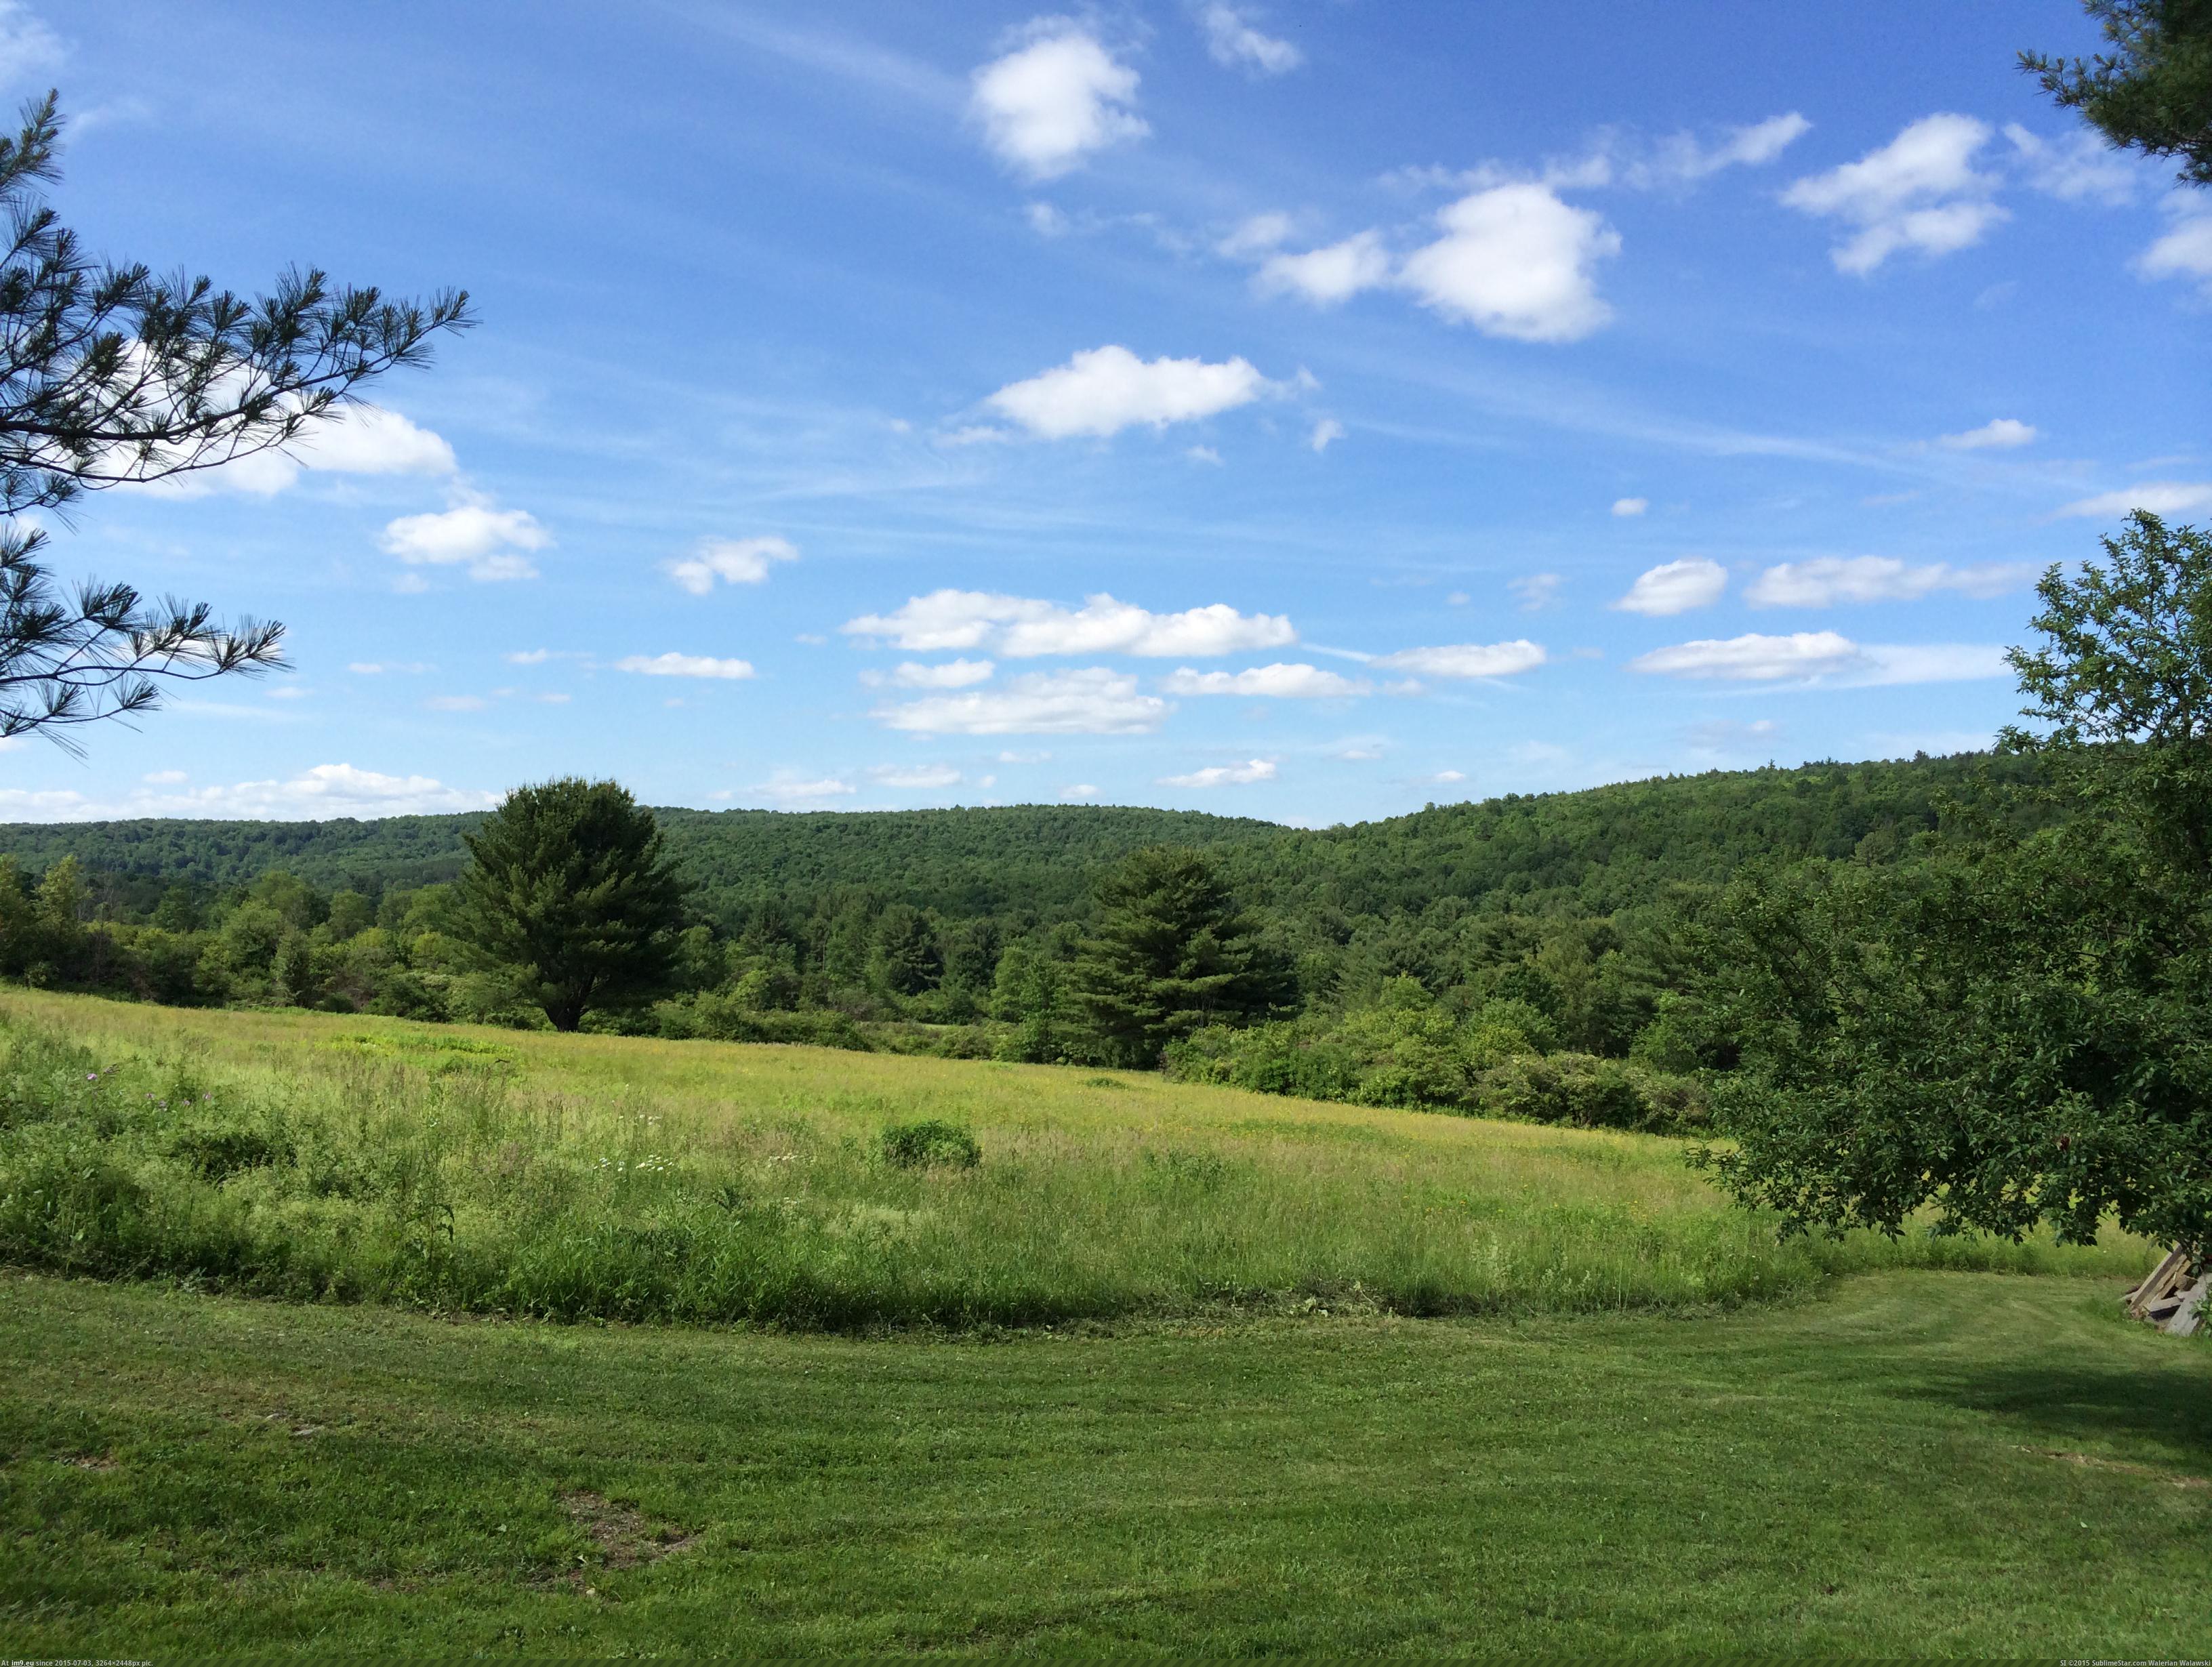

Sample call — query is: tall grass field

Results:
[0,989,2148,1328]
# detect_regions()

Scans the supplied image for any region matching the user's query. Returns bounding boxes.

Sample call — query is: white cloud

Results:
[843,590,1294,658]
[1399,184,1620,343]
[2055,481,2212,519]
[1256,231,1390,305]
[1629,633,2009,686]
[1198,3,1300,75]
[2003,123,2139,205]
[1162,663,1370,697]
[1509,573,1561,611]
[754,771,856,806]
[969,20,1146,180]
[2139,198,2212,294]
[870,764,964,789]
[666,535,798,595]
[1614,558,1727,616]
[1937,417,2036,451]
[937,424,1013,447]
[1420,769,1468,785]
[380,503,549,581]
[1746,556,2036,607]
[142,769,186,785]
[1160,757,1277,787]
[0,762,499,824]
[293,405,458,476]
[1218,211,1294,258]
[1000,749,1051,763]
[874,659,996,689]
[1639,113,1812,184]
[0,1,64,87]
[1629,631,1861,681]
[1026,201,1068,236]
[1185,445,1223,465]
[1309,417,1345,453]
[614,653,758,680]
[875,667,1170,735]
[1781,114,2005,274]
[1371,640,1547,678]
[1612,496,1650,516]
[986,344,1273,438]
[1060,783,1099,801]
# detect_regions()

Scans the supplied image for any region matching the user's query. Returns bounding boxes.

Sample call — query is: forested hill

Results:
[1,751,2019,926]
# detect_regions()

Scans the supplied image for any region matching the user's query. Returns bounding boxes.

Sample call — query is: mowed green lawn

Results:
[1,991,2203,1655]
[5,1268,2209,1656]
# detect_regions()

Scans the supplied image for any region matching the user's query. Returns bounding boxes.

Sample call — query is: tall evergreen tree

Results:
[1072,846,1288,1066]
[2024,0,2212,183]
[453,779,687,1032]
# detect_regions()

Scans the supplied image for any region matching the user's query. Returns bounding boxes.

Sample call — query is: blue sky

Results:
[3,0,2209,826]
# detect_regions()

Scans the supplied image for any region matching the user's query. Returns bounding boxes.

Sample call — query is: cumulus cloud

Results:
[868,659,995,689]
[844,590,1294,658]
[1256,230,1391,305]
[1399,184,1620,342]
[1746,556,2035,607]
[0,761,497,824]
[1629,632,2007,685]
[380,502,549,581]
[754,771,855,806]
[1614,558,1727,616]
[1160,757,1277,787]
[1198,3,1300,75]
[666,535,798,595]
[1938,417,2036,451]
[986,345,1273,438]
[970,20,1146,179]
[1629,631,1862,681]
[2056,481,2212,519]
[1612,496,1649,516]
[1162,663,1370,697]
[293,405,458,476]
[1060,783,1100,801]
[2139,198,2212,294]
[2003,123,2140,205]
[875,667,1170,735]
[1371,640,1547,678]
[870,763,964,789]
[1781,114,2005,274]
[613,653,758,680]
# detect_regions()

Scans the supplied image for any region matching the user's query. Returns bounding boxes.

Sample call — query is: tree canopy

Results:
[2024,0,2212,184]
[0,93,470,744]
[1690,515,2212,1257]
[452,779,689,1032]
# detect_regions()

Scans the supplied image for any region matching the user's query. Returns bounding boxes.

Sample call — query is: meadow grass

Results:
[5,1267,2209,1656]
[0,989,2151,1328]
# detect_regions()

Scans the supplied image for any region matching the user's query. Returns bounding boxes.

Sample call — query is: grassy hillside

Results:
[0,991,2141,1328]
[1,751,2024,930]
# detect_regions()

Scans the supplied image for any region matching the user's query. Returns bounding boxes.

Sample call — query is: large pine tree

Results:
[1072,846,1288,1067]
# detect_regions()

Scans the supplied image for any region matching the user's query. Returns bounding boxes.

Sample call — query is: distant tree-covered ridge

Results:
[0,751,2022,928]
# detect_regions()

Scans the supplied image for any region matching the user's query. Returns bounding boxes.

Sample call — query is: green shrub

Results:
[167,1124,289,1182]
[880,1119,981,1170]
[1471,1054,1705,1135]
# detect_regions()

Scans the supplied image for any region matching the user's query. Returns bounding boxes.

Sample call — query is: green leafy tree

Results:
[1691,514,2212,1256]
[1073,846,1290,1067]
[0,94,470,744]
[452,779,688,1032]
[2024,1,2212,184]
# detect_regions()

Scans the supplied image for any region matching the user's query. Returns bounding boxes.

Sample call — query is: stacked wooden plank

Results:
[2124,1248,2210,1336]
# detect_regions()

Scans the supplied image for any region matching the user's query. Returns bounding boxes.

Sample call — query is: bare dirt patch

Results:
[555,1489,697,1589]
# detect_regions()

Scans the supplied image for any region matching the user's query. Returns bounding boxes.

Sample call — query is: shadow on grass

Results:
[1900,1355,2212,1466]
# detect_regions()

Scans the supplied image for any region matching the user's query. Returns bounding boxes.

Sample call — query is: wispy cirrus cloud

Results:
[1746,556,2036,606]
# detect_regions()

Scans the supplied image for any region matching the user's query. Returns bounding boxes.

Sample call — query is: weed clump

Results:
[880,1119,981,1170]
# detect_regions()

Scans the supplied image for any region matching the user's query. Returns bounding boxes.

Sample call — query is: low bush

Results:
[880,1119,981,1170]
